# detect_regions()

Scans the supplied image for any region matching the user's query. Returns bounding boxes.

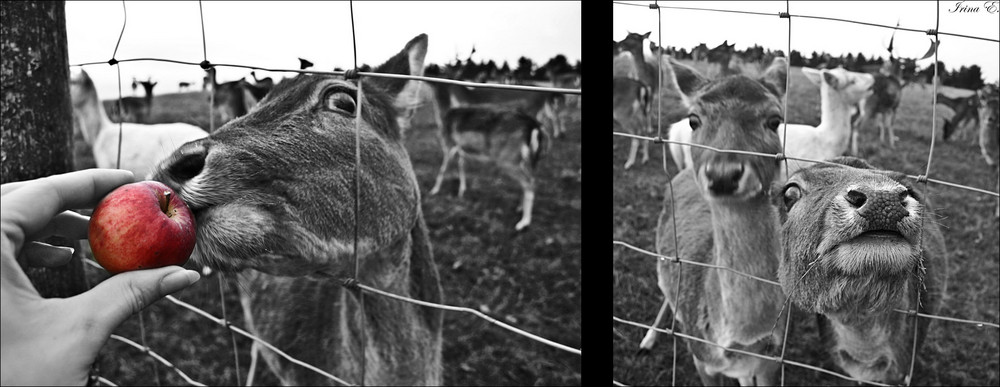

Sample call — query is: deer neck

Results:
[623,45,655,88]
[77,95,114,146]
[819,83,854,147]
[708,196,784,338]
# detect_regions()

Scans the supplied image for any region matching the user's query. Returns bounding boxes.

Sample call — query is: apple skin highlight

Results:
[89,181,197,274]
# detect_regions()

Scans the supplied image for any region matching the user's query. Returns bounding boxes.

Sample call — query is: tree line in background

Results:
[659,43,987,91]
[424,54,581,84]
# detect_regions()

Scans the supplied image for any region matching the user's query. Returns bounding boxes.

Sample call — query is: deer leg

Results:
[887,110,897,148]
[693,357,727,386]
[625,138,639,170]
[457,150,467,199]
[638,299,671,351]
[430,146,459,195]
[246,341,259,386]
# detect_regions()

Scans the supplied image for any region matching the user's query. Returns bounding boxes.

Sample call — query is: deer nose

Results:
[845,187,910,229]
[705,162,744,196]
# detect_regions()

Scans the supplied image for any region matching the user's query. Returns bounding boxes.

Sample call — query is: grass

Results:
[613,60,999,385]
[86,87,582,385]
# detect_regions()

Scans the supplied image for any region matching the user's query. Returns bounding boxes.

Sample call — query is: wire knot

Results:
[906,309,919,317]
[107,58,118,66]
[779,12,790,18]
[774,152,786,162]
[652,136,665,144]
[915,175,929,183]
[341,277,360,289]
[926,28,938,36]
[199,60,213,70]
[648,3,659,9]
[344,68,361,80]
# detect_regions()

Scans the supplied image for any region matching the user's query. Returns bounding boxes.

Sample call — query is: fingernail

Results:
[160,269,200,294]
[59,246,75,255]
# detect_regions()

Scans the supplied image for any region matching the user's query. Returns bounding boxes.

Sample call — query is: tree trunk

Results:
[1,1,88,299]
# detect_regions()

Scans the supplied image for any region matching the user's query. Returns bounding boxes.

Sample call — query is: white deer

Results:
[69,68,207,180]
[151,34,443,385]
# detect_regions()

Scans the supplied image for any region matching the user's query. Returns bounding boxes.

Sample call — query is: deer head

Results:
[152,34,430,279]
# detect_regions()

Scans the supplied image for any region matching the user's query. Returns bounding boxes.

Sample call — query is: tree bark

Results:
[1,1,88,299]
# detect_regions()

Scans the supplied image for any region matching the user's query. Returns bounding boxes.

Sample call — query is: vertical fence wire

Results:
[348,1,367,385]
[219,275,242,386]
[614,1,998,385]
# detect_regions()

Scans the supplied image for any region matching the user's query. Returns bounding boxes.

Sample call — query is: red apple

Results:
[88,181,196,274]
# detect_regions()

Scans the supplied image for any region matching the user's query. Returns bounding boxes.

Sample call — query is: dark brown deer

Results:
[639,68,788,385]
[937,92,981,142]
[151,34,442,385]
[774,157,947,384]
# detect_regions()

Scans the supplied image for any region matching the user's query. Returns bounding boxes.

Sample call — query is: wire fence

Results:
[71,1,581,386]
[612,0,999,385]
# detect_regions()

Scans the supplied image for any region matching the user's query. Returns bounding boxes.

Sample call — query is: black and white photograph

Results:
[1,1,580,385]
[613,1,998,385]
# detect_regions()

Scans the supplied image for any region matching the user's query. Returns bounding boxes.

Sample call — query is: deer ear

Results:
[370,34,428,98]
[760,58,787,97]
[822,71,841,89]
[801,67,822,86]
[641,31,651,39]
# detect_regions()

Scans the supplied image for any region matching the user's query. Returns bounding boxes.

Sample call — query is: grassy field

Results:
[86,86,582,385]
[613,60,999,385]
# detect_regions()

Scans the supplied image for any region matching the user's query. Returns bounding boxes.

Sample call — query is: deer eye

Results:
[688,114,702,130]
[765,115,783,132]
[324,89,356,115]
[783,184,801,209]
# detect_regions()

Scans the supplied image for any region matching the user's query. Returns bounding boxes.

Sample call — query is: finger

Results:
[74,266,200,334]
[32,211,91,241]
[0,179,31,196]
[0,169,134,241]
[19,241,75,267]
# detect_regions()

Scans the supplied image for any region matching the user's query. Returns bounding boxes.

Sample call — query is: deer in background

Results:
[706,40,741,78]
[70,68,207,179]
[613,77,652,169]
[639,68,789,385]
[429,105,548,231]
[151,34,442,385]
[937,92,981,143]
[178,81,191,92]
[298,57,314,70]
[978,83,999,217]
[110,78,157,124]
[774,157,947,384]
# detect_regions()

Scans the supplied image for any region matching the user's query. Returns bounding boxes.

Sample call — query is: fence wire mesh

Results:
[70,1,581,385]
[613,1,999,385]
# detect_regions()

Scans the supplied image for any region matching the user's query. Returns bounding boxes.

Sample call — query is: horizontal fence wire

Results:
[612,316,894,386]
[612,131,1000,198]
[357,283,582,355]
[69,58,581,95]
[108,334,206,386]
[612,1,999,42]
[614,0,998,385]
[96,376,118,386]
[80,258,356,386]
[613,240,1000,329]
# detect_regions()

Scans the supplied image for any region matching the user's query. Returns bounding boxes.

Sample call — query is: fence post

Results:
[0,1,89,298]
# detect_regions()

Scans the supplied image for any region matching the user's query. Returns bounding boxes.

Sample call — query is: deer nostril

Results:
[169,151,206,182]
[846,190,867,208]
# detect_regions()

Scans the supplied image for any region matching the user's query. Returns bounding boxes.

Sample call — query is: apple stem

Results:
[162,191,171,213]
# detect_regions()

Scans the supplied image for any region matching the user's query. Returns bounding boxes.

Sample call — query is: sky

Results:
[613,1,1000,82]
[66,1,580,99]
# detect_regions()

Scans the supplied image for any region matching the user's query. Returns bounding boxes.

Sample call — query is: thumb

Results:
[77,266,200,333]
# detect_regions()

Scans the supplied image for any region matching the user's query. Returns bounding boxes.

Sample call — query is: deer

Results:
[851,27,932,153]
[178,81,191,92]
[978,83,999,218]
[250,70,276,96]
[428,105,548,231]
[150,34,443,385]
[298,57,314,70]
[638,65,789,386]
[773,157,947,384]
[69,68,207,179]
[109,79,158,124]
[937,92,981,143]
[613,77,652,170]
[426,79,563,144]
[706,40,741,78]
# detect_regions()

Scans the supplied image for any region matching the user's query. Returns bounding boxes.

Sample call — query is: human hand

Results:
[1,169,201,386]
